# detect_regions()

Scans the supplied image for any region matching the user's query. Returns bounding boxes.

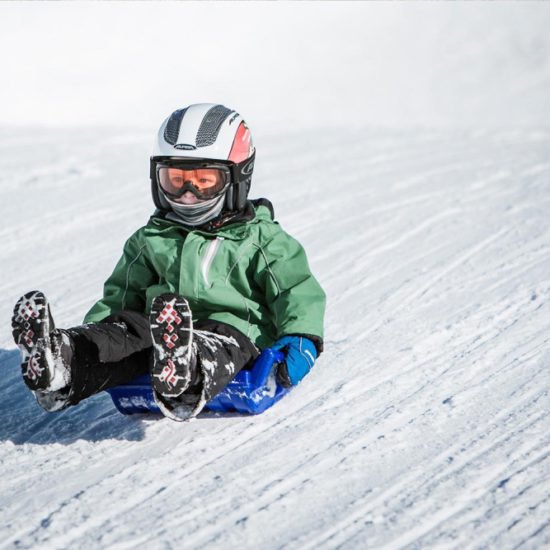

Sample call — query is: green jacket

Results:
[84,204,326,351]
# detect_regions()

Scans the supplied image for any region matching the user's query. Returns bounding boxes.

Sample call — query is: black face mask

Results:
[160,187,227,227]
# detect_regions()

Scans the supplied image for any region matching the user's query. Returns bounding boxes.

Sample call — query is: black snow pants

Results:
[66,310,259,408]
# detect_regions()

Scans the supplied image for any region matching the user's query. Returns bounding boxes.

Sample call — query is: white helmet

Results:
[150,103,255,215]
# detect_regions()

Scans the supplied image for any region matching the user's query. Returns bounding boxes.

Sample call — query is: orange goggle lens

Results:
[158,166,229,199]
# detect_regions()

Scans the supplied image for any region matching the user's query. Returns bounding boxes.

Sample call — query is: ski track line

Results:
[1,421,196,548]
[312,369,549,510]
[395,331,549,414]
[468,249,550,297]
[358,302,532,397]
[421,461,550,548]
[27,477,176,550]
[395,452,550,549]
[323,344,545,479]
[390,162,471,191]
[2,129,549,547]
[312,188,451,241]
[450,346,549,406]
[4,274,544,548]
[3,438,170,547]
[295,408,549,550]
[0,192,145,258]
[163,442,373,547]
[302,377,547,527]
[157,375,546,547]
[1,248,124,310]
[511,519,550,550]
[348,491,549,550]
[280,320,546,461]
[141,412,548,544]
[333,238,452,304]
[18,401,336,548]
[380,432,550,548]
[3,353,347,540]
[318,298,547,429]
[353,190,451,218]
[49,371,403,548]
[344,206,462,276]
[429,351,546,424]
[389,225,511,305]
[447,496,549,549]
[352,226,511,344]
[320,204,461,284]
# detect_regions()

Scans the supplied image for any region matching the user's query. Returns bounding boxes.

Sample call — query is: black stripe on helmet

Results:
[196,105,233,147]
[164,108,188,145]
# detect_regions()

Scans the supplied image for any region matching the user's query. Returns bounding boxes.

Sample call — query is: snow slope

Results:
[0,127,549,548]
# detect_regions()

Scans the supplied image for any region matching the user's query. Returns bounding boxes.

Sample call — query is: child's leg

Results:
[193,319,260,405]
[66,314,152,406]
[12,291,152,412]
[34,347,151,412]
[150,294,259,421]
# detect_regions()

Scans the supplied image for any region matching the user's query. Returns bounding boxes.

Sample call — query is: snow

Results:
[0,125,548,548]
[1,3,550,130]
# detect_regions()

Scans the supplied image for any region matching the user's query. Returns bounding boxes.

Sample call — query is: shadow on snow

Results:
[0,348,152,445]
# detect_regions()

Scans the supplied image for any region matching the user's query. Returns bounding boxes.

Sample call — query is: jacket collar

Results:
[149,198,275,240]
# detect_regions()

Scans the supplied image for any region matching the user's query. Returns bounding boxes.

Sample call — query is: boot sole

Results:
[150,294,194,398]
[11,290,54,391]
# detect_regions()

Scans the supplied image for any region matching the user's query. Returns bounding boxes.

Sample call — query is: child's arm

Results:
[83,231,157,323]
[255,227,325,386]
[256,227,326,353]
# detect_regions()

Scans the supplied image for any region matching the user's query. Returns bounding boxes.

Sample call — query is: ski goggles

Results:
[156,163,231,200]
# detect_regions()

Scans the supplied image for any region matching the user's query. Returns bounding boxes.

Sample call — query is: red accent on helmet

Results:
[228,122,252,163]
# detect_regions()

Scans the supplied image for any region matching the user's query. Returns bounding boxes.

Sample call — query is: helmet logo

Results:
[174,143,197,150]
[241,159,254,175]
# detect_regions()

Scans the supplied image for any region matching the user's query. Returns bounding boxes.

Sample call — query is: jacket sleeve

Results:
[83,230,158,323]
[255,226,326,352]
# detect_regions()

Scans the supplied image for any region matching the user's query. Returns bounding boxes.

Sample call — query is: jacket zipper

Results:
[201,237,223,285]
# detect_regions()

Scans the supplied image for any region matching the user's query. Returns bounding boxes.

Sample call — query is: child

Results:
[11,103,326,422]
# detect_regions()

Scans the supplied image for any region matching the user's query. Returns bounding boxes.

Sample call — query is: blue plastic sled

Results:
[106,348,289,416]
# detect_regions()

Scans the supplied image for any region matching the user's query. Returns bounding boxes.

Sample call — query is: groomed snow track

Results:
[0,127,548,548]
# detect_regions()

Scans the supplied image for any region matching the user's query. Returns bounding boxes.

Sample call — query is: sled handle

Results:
[250,348,285,386]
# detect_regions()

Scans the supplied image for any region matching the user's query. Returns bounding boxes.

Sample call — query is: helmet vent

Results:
[164,108,188,145]
[196,105,233,147]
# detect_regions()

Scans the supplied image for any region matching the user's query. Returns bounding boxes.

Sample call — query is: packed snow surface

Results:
[0,127,548,548]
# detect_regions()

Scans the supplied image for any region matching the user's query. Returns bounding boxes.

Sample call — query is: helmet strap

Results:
[225,185,235,211]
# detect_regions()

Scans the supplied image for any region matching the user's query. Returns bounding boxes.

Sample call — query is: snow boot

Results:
[150,293,197,399]
[11,290,73,393]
